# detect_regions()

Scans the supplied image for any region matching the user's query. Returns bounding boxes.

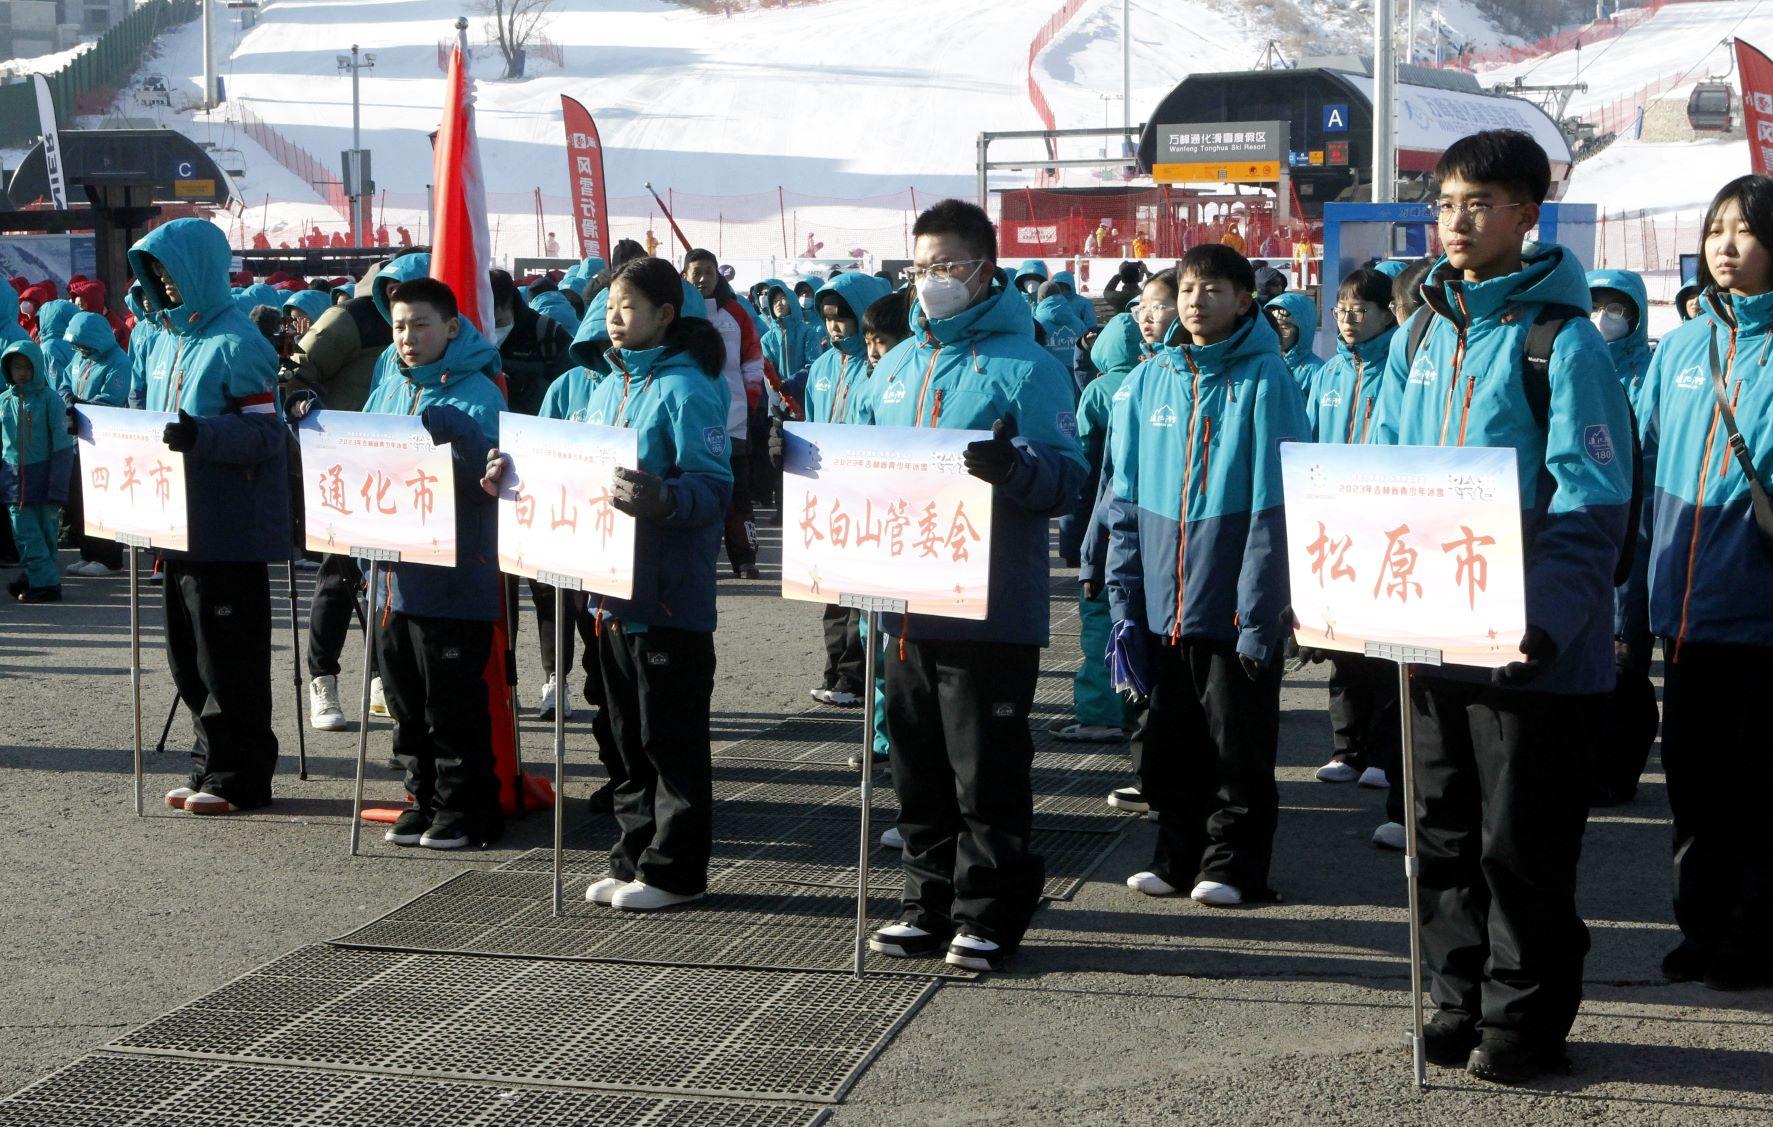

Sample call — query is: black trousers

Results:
[65,452,121,568]
[1661,641,1773,963]
[723,439,757,570]
[599,624,716,894]
[884,638,1045,947]
[1587,646,1659,806]
[531,580,599,679]
[820,604,865,694]
[1327,654,1398,771]
[1136,636,1281,896]
[376,612,500,834]
[163,559,278,807]
[1410,678,1594,1045]
[306,553,364,680]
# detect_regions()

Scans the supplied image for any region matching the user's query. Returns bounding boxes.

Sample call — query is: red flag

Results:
[431,45,495,337]
[561,95,612,262]
[1738,39,1773,176]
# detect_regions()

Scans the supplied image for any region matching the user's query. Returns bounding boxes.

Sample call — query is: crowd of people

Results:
[4,127,1769,1085]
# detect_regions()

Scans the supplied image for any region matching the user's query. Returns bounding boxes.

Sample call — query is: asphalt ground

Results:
[3,520,1769,1124]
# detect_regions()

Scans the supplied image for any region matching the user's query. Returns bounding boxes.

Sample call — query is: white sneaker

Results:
[309,675,348,732]
[368,676,389,718]
[1126,871,1178,896]
[184,792,235,816]
[1358,766,1391,789]
[1314,759,1360,783]
[1053,722,1125,743]
[944,930,1006,972]
[63,560,95,577]
[537,674,573,721]
[1372,821,1406,850]
[1190,880,1243,907]
[85,561,123,576]
[1107,786,1150,813]
[867,921,940,958]
[879,825,905,850]
[611,881,704,912]
[585,876,627,906]
[809,687,833,704]
[822,689,862,706]
[164,786,196,810]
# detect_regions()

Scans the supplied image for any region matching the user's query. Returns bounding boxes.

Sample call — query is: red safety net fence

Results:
[997,186,1317,262]
[1433,0,1669,71]
[237,102,350,218]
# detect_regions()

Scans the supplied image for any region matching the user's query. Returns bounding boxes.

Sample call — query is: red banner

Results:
[431,45,494,337]
[1738,39,1773,176]
[561,95,612,262]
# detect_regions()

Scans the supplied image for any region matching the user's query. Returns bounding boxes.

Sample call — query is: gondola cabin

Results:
[1688,82,1734,132]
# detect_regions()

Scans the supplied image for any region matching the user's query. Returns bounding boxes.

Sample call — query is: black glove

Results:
[162,409,199,453]
[1239,653,1264,681]
[419,403,473,445]
[1492,626,1557,687]
[768,416,786,469]
[610,465,676,521]
[65,406,78,435]
[1082,578,1102,600]
[962,416,1021,485]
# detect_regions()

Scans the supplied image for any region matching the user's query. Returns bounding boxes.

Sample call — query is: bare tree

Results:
[477,0,557,80]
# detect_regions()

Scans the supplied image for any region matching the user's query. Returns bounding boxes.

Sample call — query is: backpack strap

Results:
[1402,305,1435,371]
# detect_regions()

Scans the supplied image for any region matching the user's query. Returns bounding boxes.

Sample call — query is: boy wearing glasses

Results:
[1373,129,1633,1084]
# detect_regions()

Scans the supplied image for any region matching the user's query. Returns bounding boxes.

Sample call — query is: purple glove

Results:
[1106,618,1151,703]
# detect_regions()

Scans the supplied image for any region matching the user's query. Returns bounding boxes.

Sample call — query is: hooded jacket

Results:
[358,322,506,622]
[0,339,75,506]
[35,299,77,395]
[235,283,281,320]
[1304,323,1399,444]
[283,294,393,414]
[574,302,733,634]
[64,311,131,407]
[1033,286,1087,388]
[1078,313,1150,585]
[1586,268,1655,406]
[1619,287,1773,651]
[129,217,291,562]
[283,288,332,326]
[1375,243,1633,694]
[1049,269,1099,329]
[0,275,26,346]
[859,273,1087,646]
[496,298,574,417]
[801,272,889,425]
[125,282,160,408]
[1104,310,1310,662]
[528,289,582,337]
[1266,291,1325,393]
[757,277,823,402]
[1014,259,1050,303]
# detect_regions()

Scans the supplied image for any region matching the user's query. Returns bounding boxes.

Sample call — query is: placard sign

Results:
[495,412,638,599]
[781,422,992,621]
[1280,443,1526,668]
[74,405,189,551]
[297,411,457,565]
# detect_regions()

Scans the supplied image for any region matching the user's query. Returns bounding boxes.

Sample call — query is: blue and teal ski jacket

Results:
[799,272,889,424]
[0,339,74,506]
[1077,313,1150,586]
[0,276,26,346]
[1304,324,1398,444]
[65,311,131,407]
[35,299,76,395]
[1050,269,1099,329]
[1266,291,1324,393]
[757,277,823,397]
[1586,268,1655,407]
[1033,293,1086,389]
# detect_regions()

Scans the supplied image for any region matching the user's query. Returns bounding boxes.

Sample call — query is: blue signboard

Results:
[1322,104,1350,132]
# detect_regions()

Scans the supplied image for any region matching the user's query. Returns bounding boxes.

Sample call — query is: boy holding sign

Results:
[2,340,74,602]
[1373,130,1633,1083]
[130,219,291,815]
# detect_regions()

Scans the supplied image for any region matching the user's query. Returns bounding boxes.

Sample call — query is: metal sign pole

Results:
[842,593,905,978]
[348,558,380,856]
[287,560,308,780]
[539,573,581,917]
[129,543,143,817]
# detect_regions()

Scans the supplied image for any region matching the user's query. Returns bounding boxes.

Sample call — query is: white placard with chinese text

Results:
[1280,443,1526,668]
[495,412,637,599]
[782,422,993,621]
[75,405,188,551]
[297,411,457,565]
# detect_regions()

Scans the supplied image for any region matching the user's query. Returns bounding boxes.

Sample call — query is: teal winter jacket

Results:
[1266,291,1324,393]
[1585,267,1655,406]
[64,311,132,407]
[0,339,75,505]
[1304,324,1398,444]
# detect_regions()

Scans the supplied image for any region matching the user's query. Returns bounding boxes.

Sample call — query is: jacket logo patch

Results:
[881,381,908,405]
[992,702,1017,718]
[1674,366,1704,391]
[704,426,727,458]
[1055,411,1077,438]
[213,605,232,617]
[646,651,670,666]
[1150,404,1178,428]
[1319,389,1344,408]
[587,410,607,425]
[1583,424,1616,466]
[813,376,832,393]
[1112,385,1132,402]
[1408,353,1437,385]
[442,647,461,660]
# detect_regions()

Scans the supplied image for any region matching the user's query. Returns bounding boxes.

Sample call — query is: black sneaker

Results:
[868,921,948,959]
[419,822,473,850]
[585,781,617,815]
[944,928,1010,972]
[1703,951,1773,992]
[741,565,761,580]
[1660,939,1708,983]
[383,809,429,846]
[1107,786,1149,813]
[1467,1033,1570,1085]
[17,586,61,604]
[6,574,25,597]
[1422,1011,1480,1067]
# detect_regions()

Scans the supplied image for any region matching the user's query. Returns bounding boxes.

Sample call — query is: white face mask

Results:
[798,295,814,310]
[1592,309,1631,343]
[491,320,514,346]
[917,262,984,322]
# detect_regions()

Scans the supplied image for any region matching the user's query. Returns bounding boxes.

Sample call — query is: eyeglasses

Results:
[1433,200,1527,225]
[906,258,985,283]
[1595,301,1628,320]
[1332,306,1372,322]
[1138,302,1177,318]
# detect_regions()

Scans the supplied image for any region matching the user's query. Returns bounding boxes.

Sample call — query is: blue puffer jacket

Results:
[859,275,1087,646]
[1105,310,1310,662]
[35,300,77,395]
[1304,324,1398,444]
[1050,269,1099,329]
[129,218,291,562]
[0,276,26,345]
[757,278,823,397]
[358,323,506,622]
[65,311,131,407]
[1620,288,1773,651]
[1078,313,1150,585]
[1033,293,1086,388]
[0,339,75,505]
[1586,268,1655,407]
[800,272,889,424]
[1266,291,1324,393]
[1375,244,1634,694]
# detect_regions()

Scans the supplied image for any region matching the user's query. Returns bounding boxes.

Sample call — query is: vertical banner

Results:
[781,422,993,621]
[296,412,457,565]
[560,95,612,263]
[1279,443,1526,668]
[432,45,495,338]
[1739,38,1773,176]
[74,406,188,551]
[32,74,67,209]
[495,413,638,599]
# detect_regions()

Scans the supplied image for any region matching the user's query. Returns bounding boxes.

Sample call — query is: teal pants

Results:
[856,612,890,753]
[1074,587,1133,729]
[10,502,61,591]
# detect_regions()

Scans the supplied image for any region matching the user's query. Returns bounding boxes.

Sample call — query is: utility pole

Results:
[337,46,377,244]
[1372,0,1397,203]
[201,0,215,110]
[1122,0,1133,160]
[1405,0,1416,66]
